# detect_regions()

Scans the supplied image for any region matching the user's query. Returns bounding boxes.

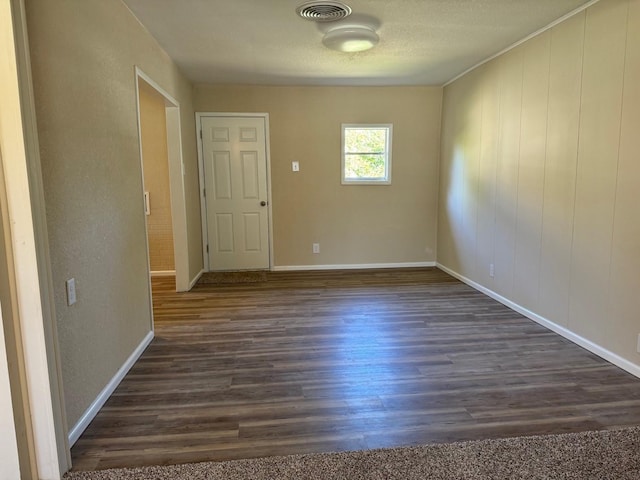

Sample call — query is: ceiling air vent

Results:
[296,1,352,22]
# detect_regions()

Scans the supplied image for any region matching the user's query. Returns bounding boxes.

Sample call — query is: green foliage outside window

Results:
[344,128,388,179]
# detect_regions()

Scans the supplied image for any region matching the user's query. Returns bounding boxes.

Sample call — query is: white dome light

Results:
[322,24,379,52]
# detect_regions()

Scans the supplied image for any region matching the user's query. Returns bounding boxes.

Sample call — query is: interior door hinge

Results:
[200,129,202,139]
[206,245,209,253]
[203,188,206,198]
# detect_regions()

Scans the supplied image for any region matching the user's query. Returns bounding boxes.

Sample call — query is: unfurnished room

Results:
[1,0,640,479]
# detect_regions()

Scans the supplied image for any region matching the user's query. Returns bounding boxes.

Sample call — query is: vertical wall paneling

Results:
[439,0,640,370]
[438,85,461,272]
[513,32,551,310]
[459,69,483,280]
[568,0,628,343]
[474,63,500,284]
[607,0,640,359]
[493,49,524,297]
[538,12,585,326]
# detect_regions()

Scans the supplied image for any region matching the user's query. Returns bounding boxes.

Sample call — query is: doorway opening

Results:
[138,80,175,277]
[135,68,189,292]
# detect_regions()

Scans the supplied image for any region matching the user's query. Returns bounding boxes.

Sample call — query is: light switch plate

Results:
[292,161,300,172]
[66,278,77,306]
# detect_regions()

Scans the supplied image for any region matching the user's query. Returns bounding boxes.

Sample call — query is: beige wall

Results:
[194,86,442,267]
[438,0,640,366]
[25,0,201,429]
[139,80,175,272]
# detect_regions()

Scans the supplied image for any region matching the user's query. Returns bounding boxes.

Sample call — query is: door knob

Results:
[260,201,267,206]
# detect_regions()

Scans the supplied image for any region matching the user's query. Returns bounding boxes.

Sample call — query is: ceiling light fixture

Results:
[322,23,379,52]
[296,2,380,53]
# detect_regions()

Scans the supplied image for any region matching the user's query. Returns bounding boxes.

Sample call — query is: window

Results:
[341,124,393,185]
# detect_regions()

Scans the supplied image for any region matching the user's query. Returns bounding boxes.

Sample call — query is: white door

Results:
[200,116,270,271]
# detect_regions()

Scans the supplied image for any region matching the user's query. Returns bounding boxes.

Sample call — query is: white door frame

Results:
[196,112,274,271]
[2,0,69,476]
[135,68,190,292]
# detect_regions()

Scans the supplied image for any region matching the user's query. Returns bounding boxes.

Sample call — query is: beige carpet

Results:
[65,427,640,479]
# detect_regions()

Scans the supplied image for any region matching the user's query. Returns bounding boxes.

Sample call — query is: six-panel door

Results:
[201,116,269,271]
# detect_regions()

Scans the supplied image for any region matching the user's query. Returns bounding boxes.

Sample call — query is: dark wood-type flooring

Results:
[71,268,640,470]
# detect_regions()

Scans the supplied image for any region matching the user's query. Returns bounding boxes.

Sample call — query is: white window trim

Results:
[341,123,393,185]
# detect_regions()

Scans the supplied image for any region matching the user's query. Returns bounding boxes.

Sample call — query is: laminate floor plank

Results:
[70,268,640,471]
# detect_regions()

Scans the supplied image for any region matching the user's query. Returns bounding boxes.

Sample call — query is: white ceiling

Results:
[123,0,594,86]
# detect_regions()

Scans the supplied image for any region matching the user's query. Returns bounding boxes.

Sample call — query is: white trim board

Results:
[273,262,436,272]
[67,331,154,446]
[436,263,640,379]
[0,307,20,479]
[188,269,205,291]
[2,0,69,475]
[150,270,176,277]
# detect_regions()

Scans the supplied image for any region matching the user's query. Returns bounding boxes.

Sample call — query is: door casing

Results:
[135,68,190,292]
[196,112,274,272]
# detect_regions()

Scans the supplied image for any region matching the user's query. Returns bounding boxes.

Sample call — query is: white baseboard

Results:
[67,330,154,446]
[272,262,436,272]
[187,269,205,290]
[150,270,176,277]
[436,263,640,379]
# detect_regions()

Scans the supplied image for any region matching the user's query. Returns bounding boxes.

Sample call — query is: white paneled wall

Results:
[438,0,640,368]
[512,33,549,311]
[538,13,584,327]
[570,0,627,346]
[609,0,640,354]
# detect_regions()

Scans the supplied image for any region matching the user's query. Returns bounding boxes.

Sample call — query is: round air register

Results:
[296,1,352,22]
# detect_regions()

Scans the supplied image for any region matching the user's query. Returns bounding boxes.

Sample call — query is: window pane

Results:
[344,154,386,179]
[344,128,386,154]
[341,123,392,185]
